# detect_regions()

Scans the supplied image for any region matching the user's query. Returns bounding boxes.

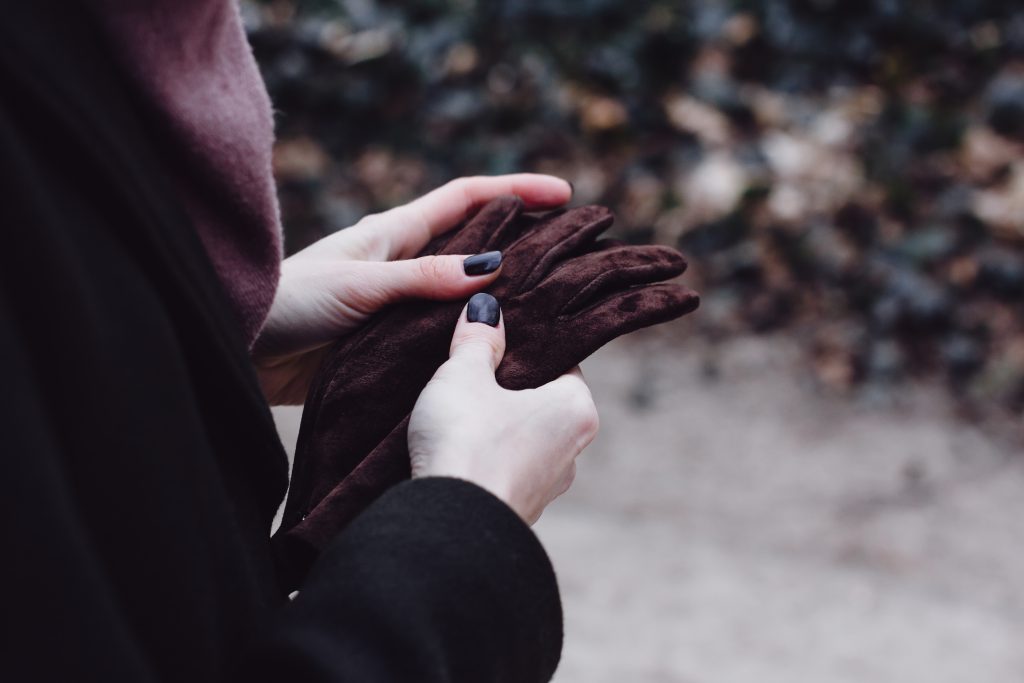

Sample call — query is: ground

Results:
[272,329,1024,682]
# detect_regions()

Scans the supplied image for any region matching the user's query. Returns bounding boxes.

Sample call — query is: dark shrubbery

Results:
[248,0,1024,412]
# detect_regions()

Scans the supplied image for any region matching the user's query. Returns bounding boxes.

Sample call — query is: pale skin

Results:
[253,174,599,523]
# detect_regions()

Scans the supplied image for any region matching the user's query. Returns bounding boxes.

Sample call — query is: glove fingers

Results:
[569,283,700,337]
[496,283,699,392]
[583,237,629,253]
[505,205,614,289]
[430,195,524,256]
[531,245,688,316]
[484,210,543,251]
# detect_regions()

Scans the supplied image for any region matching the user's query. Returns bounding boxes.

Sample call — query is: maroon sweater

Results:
[88,0,282,346]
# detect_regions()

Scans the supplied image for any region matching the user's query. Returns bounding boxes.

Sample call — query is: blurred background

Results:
[252,1,1024,680]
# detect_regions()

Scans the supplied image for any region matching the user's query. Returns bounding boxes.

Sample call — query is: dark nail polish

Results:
[463,250,502,276]
[467,293,500,327]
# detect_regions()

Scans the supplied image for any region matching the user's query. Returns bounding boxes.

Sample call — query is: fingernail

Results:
[463,250,502,276]
[467,292,500,327]
[567,180,575,196]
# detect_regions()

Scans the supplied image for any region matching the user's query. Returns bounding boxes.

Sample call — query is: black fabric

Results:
[0,4,561,682]
[258,479,562,682]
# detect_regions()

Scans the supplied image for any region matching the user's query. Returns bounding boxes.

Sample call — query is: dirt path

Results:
[273,331,1024,682]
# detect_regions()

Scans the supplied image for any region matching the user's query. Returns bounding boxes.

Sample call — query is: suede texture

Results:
[274,196,699,587]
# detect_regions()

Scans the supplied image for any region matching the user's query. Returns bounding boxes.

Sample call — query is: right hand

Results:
[408,294,599,524]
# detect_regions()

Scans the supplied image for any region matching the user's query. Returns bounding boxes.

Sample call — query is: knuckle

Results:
[449,175,482,189]
[461,336,501,361]
[416,255,451,283]
[444,177,472,197]
[563,388,599,436]
[448,177,481,209]
[580,403,600,438]
[395,203,426,231]
[354,212,384,230]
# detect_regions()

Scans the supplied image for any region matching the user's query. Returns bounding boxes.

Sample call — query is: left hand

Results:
[253,174,573,405]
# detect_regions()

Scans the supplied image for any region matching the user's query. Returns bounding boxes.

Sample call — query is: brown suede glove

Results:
[273,197,699,588]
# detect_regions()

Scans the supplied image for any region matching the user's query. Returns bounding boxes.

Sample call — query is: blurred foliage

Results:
[246,0,1024,413]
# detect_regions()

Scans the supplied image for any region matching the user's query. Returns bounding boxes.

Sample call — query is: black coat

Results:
[0,4,562,681]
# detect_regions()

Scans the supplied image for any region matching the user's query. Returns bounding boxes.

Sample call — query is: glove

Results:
[274,197,699,588]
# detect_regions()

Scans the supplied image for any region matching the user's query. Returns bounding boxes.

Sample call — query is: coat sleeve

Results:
[0,288,563,683]
[0,299,160,682]
[247,477,564,683]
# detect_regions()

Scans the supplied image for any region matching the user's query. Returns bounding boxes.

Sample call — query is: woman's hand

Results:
[253,175,572,404]
[408,294,599,524]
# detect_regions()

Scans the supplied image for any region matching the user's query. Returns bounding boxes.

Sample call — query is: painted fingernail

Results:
[467,292,500,327]
[463,250,502,276]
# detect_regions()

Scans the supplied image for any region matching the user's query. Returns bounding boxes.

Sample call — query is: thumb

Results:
[363,251,502,307]
[448,293,505,373]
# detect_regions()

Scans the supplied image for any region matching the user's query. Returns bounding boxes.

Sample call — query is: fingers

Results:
[448,293,506,373]
[353,253,503,310]
[414,174,572,228]
[356,175,573,260]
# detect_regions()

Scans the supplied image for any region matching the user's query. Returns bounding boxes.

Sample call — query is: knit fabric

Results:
[274,196,700,587]
[86,0,282,345]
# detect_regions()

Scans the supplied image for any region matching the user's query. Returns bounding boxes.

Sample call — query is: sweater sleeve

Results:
[248,478,563,683]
